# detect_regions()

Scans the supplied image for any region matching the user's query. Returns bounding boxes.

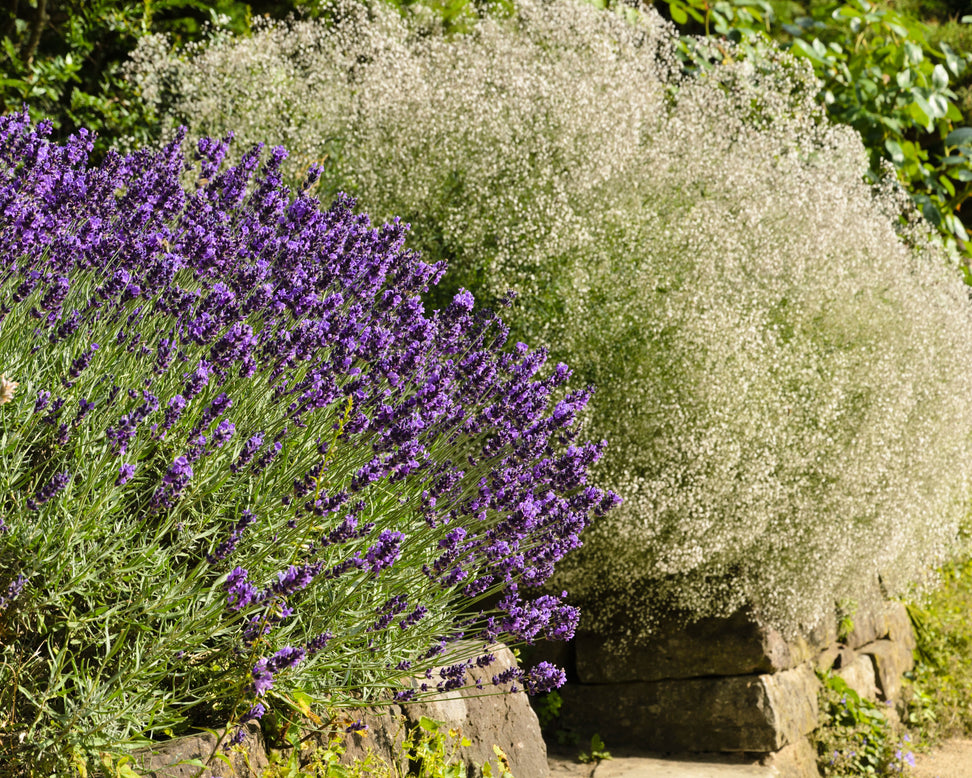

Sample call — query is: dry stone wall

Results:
[546,599,916,778]
[128,602,916,778]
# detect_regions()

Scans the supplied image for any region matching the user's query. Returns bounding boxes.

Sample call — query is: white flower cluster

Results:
[128,0,972,636]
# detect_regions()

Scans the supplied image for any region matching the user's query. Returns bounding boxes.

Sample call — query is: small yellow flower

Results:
[0,375,18,405]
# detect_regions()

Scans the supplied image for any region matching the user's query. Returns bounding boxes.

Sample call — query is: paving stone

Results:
[593,756,770,777]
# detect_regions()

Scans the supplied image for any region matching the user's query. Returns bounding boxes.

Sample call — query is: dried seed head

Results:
[0,375,19,405]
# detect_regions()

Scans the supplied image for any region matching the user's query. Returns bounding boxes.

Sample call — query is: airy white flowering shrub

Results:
[128,0,972,635]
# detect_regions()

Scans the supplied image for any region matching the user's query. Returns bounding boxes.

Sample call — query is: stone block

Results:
[760,737,821,778]
[575,610,824,684]
[403,644,549,778]
[296,705,408,773]
[131,722,268,777]
[844,599,911,651]
[885,602,917,653]
[558,663,819,753]
[834,652,877,701]
[521,638,573,679]
[337,706,405,770]
[859,639,914,701]
[813,646,841,674]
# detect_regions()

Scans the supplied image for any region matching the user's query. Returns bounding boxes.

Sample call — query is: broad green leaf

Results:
[419,715,442,732]
[904,41,923,64]
[886,21,908,38]
[946,128,972,148]
[946,214,970,241]
[670,2,688,24]
[941,43,963,77]
[953,168,972,182]
[791,39,826,66]
[885,139,905,166]
[932,64,949,91]
[909,97,932,130]
[896,68,912,89]
[929,94,949,120]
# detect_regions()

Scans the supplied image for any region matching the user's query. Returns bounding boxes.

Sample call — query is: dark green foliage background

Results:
[0,1,321,157]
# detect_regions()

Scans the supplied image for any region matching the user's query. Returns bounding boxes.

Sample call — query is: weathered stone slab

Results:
[403,644,550,778]
[131,722,268,777]
[859,639,914,701]
[885,602,917,652]
[559,663,819,753]
[336,706,405,770]
[575,610,829,684]
[294,705,407,773]
[813,645,841,674]
[834,652,877,701]
[760,737,820,778]
[593,754,769,776]
[845,600,913,651]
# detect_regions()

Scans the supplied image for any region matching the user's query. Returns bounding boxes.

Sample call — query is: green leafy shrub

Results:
[129,0,972,638]
[0,0,272,156]
[905,559,972,743]
[814,673,916,776]
[781,2,972,263]
[646,0,972,268]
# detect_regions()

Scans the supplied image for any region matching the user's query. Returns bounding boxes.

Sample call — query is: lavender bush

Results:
[128,0,972,640]
[0,111,616,774]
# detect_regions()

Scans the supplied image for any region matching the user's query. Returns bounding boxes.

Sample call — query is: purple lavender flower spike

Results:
[306,631,333,654]
[0,575,26,609]
[29,471,71,509]
[115,463,136,486]
[231,432,264,473]
[67,343,99,381]
[33,390,51,413]
[251,658,274,697]
[207,510,256,564]
[241,702,266,724]
[363,530,404,576]
[521,661,566,695]
[211,419,235,448]
[225,567,260,611]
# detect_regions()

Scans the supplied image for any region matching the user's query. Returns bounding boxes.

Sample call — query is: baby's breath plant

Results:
[0,112,614,774]
[128,0,972,638]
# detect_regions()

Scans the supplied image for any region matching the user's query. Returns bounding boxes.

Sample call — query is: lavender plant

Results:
[0,111,615,775]
[127,0,972,640]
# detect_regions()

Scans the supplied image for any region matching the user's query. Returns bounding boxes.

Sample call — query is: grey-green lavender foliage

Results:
[127,0,972,635]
